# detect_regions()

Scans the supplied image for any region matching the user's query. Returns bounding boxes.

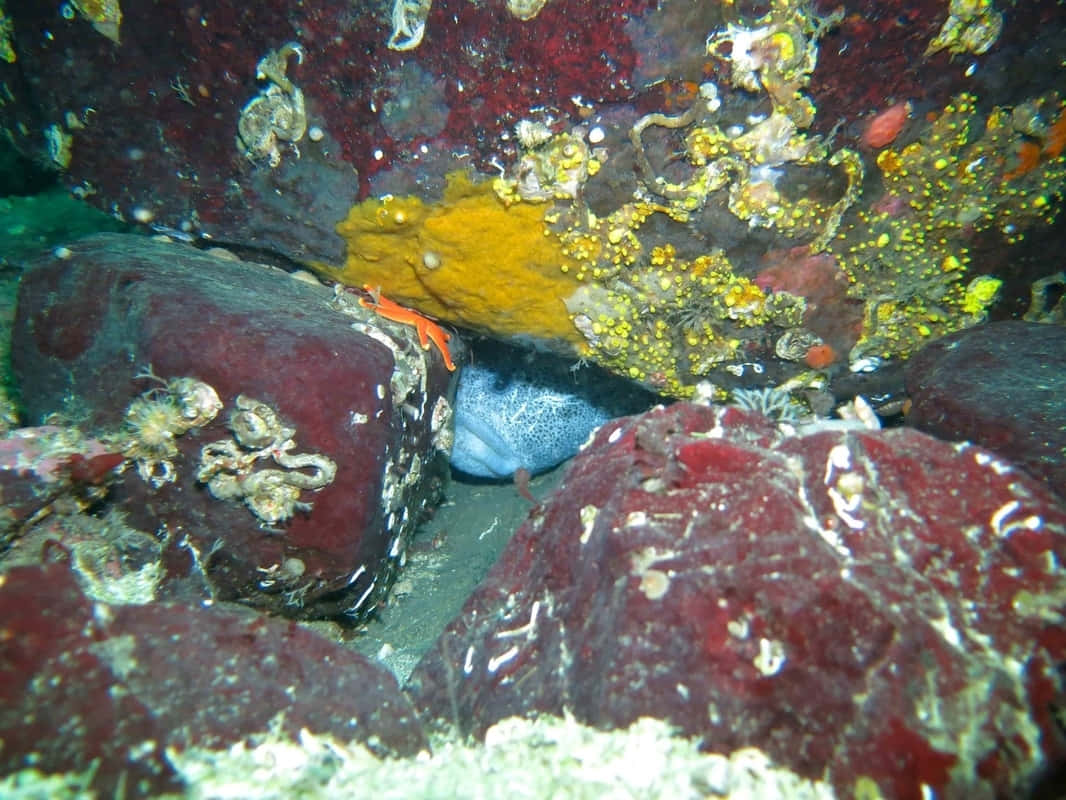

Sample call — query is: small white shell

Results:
[849,356,883,374]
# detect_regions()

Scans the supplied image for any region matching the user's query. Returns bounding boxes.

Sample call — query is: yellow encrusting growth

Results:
[834,92,1066,363]
[0,4,15,63]
[318,172,586,350]
[564,247,806,397]
[314,65,1063,397]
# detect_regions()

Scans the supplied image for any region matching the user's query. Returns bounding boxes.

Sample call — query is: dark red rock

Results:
[810,0,1066,144]
[905,320,1066,499]
[0,427,123,548]
[11,233,453,620]
[0,562,427,798]
[407,402,1066,798]
[0,0,652,264]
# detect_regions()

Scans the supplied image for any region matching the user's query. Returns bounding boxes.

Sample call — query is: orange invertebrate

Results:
[1042,107,1066,159]
[1003,105,1066,181]
[359,285,457,371]
[862,102,911,149]
[804,343,837,370]
[1002,141,1042,182]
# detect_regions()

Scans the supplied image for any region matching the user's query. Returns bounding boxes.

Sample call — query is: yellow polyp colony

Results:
[554,200,665,284]
[564,247,805,397]
[962,275,1004,315]
[316,171,588,350]
[879,94,1064,237]
[834,92,1066,362]
[313,1,1062,399]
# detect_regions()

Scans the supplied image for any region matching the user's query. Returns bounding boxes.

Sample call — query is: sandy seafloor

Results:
[346,467,568,681]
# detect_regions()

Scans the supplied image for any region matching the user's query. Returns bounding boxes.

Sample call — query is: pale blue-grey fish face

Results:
[450,362,611,479]
[447,343,655,480]
[450,400,525,479]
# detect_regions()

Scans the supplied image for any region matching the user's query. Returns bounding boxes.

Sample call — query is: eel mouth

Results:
[451,408,524,479]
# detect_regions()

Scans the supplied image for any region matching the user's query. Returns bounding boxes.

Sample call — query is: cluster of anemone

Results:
[119,369,223,487]
[729,386,804,422]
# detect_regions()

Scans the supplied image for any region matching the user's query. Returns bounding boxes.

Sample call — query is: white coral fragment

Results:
[167,713,835,799]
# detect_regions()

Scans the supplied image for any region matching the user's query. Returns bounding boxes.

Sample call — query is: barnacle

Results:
[68,0,121,44]
[706,0,841,127]
[169,376,226,428]
[45,124,73,170]
[1022,271,1066,324]
[507,0,550,21]
[388,0,432,51]
[775,329,823,362]
[385,0,546,52]
[926,0,1003,57]
[494,130,594,205]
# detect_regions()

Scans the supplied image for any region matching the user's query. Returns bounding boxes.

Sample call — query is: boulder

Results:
[11,233,454,620]
[0,562,427,797]
[408,402,1066,798]
[905,320,1066,499]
